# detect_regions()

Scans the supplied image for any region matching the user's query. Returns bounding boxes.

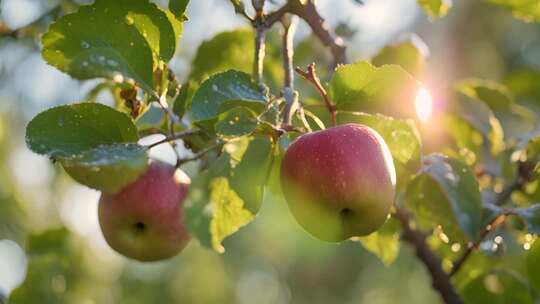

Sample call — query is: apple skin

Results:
[98,160,191,262]
[280,123,396,242]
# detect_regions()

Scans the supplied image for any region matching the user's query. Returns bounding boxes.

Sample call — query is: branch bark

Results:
[266,0,347,67]
[295,63,337,126]
[450,160,533,276]
[281,15,299,126]
[449,213,508,277]
[251,0,268,86]
[394,207,464,304]
[145,129,202,149]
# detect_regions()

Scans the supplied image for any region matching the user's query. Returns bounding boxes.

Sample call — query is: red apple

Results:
[98,160,191,262]
[280,123,396,242]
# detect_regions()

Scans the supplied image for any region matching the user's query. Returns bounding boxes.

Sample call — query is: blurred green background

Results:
[0,0,539,303]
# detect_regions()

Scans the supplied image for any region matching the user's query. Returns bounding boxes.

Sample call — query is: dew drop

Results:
[81,41,90,49]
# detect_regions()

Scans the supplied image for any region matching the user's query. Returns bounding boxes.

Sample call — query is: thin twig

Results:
[265,0,347,67]
[450,160,533,276]
[394,207,464,304]
[145,129,202,149]
[295,63,337,126]
[264,1,296,27]
[228,0,253,21]
[281,15,299,126]
[138,127,167,137]
[449,213,508,277]
[177,142,223,167]
[253,25,267,85]
[251,0,267,86]
[0,22,18,38]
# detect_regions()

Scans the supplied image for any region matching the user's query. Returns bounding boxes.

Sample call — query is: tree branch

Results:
[295,63,336,126]
[177,142,223,167]
[281,15,300,126]
[145,129,202,149]
[394,207,464,304]
[228,0,253,21]
[450,160,534,276]
[252,0,267,86]
[449,213,508,277]
[265,0,347,67]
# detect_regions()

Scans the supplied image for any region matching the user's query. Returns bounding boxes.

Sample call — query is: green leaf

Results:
[406,154,483,240]
[462,270,533,304]
[514,134,540,172]
[372,34,428,77]
[172,81,195,119]
[337,112,422,190]
[228,136,275,213]
[26,103,138,156]
[417,0,452,19]
[136,103,166,130]
[62,144,149,193]
[42,0,180,91]
[185,136,274,252]
[488,0,540,23]
[457,79,514,110]
[215,107,258,140]
[26,103,148,193]
[190,29,254,81]
[207,177,254,253]
[169,0,190,21]
[191,70,267,121]
[328,61,416,112]
[9,229,79,304]
[514,205,540,234]
[190,29,283,89]
[356,218,400,266]
[506,68,540,102]
[456,79,537,139]
[26,228,70,256]
[449,91,505,155]
[184,158,253,253]
[526,240,540,294]
[443,115,484,161]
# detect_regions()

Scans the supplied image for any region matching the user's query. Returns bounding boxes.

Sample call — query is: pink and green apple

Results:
[281,123,396,242]
[98,160,191,262]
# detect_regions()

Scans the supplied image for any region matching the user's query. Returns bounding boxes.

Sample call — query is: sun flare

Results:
[415,86,433,123]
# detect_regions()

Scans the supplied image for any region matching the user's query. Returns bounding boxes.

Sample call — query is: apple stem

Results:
[295,63,337,127]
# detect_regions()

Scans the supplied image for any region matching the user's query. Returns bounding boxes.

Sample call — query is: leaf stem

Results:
[145,129,202,149]
[295,63,337,127]
[176,142,223,167]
